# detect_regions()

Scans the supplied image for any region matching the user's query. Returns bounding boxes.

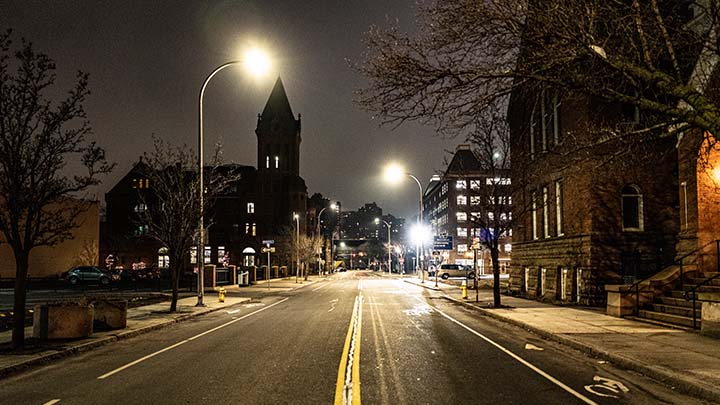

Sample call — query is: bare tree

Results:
[0,31,114,349]
[359,0,720,140]
[137,137,237,312]
[295,233,324,280]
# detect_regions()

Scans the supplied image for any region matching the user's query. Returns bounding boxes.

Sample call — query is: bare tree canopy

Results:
[359,0,720,138]
[137,136,238,312]
[0,29,114,349]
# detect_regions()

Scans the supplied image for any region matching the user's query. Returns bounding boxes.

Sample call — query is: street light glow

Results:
[244,48,271,77]
[410,223,432,245]
[383,163,405,184]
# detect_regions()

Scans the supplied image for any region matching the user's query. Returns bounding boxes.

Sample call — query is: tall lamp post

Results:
[374,218,392,275]
[383,163,426,282]
[317,203,338,276]
[293,213,300,283]
[196,50,271,306]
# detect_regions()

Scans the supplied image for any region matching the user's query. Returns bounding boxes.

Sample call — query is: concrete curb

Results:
[0,299,248,380]
[437,292,720,403]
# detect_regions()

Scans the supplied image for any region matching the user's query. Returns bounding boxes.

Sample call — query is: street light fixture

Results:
[196,49,271,306]
[374,218,392,275]
[382,162,426,282]
[293,212,300,283]
[317,202,339,276]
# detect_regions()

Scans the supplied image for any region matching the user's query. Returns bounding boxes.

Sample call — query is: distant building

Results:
[0,198,99,278]
[423,144,512,274]
[102,77,307,272]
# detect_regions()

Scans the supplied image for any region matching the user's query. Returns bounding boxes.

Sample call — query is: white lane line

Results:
[313,282,331,292]
[43,400,61,405]
[97,298,290,380]
[419,298,598,405]
[226,309,241,314]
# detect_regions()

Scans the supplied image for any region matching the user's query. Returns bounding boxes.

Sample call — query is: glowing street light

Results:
[294,212,300,283]
[317,202,339,276]
[196,47,272,306]
[381,162,426,282]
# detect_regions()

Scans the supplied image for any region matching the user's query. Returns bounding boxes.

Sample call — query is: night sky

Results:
[1,1,457,220]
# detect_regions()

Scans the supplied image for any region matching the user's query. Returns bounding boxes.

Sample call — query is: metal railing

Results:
[624,239,719,317]
[683,259,720,329]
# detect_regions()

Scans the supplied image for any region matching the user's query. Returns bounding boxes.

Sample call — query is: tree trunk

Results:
[12,251,29,350]
[491,247,502,308]
[169,255,181,312]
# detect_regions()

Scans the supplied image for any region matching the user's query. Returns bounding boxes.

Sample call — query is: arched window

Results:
[621,185,643,231]
[158,247,169,268]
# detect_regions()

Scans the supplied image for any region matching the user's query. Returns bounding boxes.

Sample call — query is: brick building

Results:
[102,77,307,272]
[423,145,512,274]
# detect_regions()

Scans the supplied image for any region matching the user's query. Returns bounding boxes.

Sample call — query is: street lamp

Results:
[317,203,338,276]
[293,213,300,283]
[196,49,272,306]
[383,163,426,282]
[374,218,392,275]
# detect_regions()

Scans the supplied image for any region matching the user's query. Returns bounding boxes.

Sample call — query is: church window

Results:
[247,202,255,213]
[275,156,279,169]
[266,156,270,168]
[622,185,643,231]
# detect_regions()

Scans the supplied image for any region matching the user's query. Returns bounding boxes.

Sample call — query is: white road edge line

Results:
[97,297,290,380]
[313,282,331,292]
[420,298,598,405]
[42,400,61,405]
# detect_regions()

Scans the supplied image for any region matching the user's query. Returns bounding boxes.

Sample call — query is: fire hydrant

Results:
[461,280,468,299]
[218,287,226,303]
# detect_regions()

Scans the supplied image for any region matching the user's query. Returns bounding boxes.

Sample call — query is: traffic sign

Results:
[433,235,453,250]
[262,239,274,245]
[261,247,276,253]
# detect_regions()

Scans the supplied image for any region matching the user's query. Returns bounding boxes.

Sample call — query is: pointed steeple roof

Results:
[261,77,295,121]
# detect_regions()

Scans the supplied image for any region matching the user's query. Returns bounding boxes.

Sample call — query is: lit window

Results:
[456,180,466,190]
[470,180,481,190]
[158,247,170,268]
[134,203,147,213]
[457,227,468,237]
[252,223,257,236]
[132,179,138,189]
[204,246,211,264]
[470,196,481,206]
[247,202,255,214]
[504,243,512,252]
[486,178,511,185]
[456,212,467,222]
[488,212,495,221]
[266,156,270,168]
[218,246,225,265]
[275,156,279,169]
[555,181,564,236]
[543,186,550,238]
[457,195,467,205]
[532,192,538,240]
[245,223,250,234]
[190,247,197,264]
[457,244,468,253]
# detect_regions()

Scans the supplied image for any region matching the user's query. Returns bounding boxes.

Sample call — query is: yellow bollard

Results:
[218,287,226,303]
[461,280,468,299]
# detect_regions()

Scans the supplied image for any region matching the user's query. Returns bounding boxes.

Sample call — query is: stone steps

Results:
[637,309,700,328]
[625,315,695,331]
[648,303,701,318]
[656,296,701,308]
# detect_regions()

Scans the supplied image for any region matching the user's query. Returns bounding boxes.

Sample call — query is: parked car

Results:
[62,266,116,285]
[436,264,475,280]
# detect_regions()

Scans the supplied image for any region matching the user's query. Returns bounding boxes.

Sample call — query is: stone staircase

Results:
[634,272,720,329]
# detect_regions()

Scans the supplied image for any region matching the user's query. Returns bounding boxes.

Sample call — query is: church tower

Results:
[254,77,307,236]
[256,77,301,176]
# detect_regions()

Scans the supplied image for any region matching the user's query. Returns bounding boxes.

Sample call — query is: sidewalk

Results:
[0,276,320,379]
[405,277,720,403]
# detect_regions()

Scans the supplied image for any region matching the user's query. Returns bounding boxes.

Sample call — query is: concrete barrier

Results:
[33,302,94,340]
[93,299,128,330]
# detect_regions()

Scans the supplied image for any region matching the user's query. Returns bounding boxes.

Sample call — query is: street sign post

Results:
[433,235,453,250]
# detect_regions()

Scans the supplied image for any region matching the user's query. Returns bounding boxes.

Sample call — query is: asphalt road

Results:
[1,271,706,404]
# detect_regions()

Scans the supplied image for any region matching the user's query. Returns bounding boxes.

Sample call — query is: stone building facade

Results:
[102,77,307,272]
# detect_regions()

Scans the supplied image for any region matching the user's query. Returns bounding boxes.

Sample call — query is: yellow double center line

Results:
[334,293,363,405]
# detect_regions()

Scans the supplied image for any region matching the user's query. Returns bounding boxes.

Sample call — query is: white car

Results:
[436,264,475,279]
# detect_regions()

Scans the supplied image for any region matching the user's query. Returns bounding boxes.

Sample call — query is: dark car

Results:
[62,266,116,286]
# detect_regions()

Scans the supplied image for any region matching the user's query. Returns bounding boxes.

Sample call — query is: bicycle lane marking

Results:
[417,297,598,405]
[97,297,290,380]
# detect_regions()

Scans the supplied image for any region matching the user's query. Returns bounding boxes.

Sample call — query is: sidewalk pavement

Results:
[405,277,720,403]
[0,276,320,379]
